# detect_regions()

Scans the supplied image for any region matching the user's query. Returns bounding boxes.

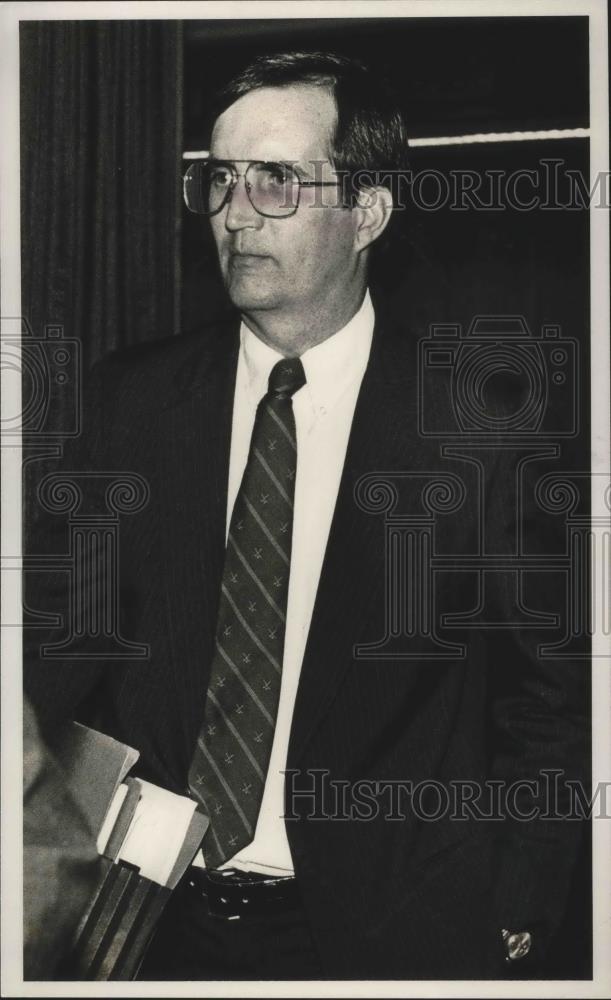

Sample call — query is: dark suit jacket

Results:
[24,302,589,978]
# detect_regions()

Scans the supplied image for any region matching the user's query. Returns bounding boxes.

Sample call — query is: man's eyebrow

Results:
[204,157,332,183]
[208,157,301,164]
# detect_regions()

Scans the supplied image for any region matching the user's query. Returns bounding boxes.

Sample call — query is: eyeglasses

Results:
[183,159,340,218]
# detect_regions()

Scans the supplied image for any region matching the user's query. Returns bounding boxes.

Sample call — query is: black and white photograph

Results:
[1,1,609,994]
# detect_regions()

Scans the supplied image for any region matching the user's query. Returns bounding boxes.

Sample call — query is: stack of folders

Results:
[50,723,209,980]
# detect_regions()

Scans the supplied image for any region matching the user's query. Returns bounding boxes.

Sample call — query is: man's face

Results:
[209,84,360,324]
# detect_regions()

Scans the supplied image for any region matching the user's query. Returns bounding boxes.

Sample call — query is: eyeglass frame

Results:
[183,158,342,219]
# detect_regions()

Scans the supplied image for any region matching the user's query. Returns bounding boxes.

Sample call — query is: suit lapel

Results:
[287,318,427,766]
[157,319,240,757]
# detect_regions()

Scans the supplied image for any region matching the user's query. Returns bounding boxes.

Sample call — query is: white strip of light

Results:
[409,126,590,146]
[182,126,590,159]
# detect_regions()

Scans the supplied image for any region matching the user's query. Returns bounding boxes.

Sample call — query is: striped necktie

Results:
[189,357,306,868]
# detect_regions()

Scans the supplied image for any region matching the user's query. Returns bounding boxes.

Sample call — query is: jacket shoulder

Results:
[94,315,238,376]
[87,315,240,407]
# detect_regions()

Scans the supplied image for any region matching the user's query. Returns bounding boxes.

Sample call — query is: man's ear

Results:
[353,186,394,253]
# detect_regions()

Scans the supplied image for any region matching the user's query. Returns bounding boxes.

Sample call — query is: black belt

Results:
[186,867,301,919]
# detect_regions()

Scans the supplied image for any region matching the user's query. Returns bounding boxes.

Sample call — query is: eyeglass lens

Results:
[184,161,300,217]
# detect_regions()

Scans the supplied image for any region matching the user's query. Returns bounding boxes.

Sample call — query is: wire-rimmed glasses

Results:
[183,159,340,218]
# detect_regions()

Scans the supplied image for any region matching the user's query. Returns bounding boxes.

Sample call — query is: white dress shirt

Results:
[195,291,375,875]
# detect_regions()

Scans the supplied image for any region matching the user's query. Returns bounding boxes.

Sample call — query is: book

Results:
[49,722,139,836]
[49,722,209,979]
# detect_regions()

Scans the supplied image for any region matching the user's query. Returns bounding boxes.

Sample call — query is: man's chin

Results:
[225,276,278,312]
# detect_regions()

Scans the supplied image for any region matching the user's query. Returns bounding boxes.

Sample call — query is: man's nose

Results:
[224,176,264,231]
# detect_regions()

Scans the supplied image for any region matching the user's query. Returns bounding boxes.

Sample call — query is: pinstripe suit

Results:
[24,302,589,977]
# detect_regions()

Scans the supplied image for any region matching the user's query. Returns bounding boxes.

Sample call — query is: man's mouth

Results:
[228,251,271,269]
[229,250,269,263]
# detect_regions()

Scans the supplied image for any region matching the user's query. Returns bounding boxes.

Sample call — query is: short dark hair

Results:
[210,50,410,206]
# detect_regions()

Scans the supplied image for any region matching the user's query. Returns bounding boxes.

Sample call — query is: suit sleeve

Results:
[23,359,112,733]
[484,447,590,972]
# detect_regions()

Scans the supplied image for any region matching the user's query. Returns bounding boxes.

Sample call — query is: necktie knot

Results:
[267,358,306,400]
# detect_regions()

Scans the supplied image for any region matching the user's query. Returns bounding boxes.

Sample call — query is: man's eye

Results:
[209,168,232,187]
[261,164,292,187]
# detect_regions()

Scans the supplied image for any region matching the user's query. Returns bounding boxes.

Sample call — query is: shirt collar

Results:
[239,290,375,417]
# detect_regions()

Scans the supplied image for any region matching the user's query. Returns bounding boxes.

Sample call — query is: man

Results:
[25,51,588,980]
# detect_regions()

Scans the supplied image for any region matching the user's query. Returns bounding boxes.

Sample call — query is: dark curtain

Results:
[20,20,183,370]
[19,19,183,563]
